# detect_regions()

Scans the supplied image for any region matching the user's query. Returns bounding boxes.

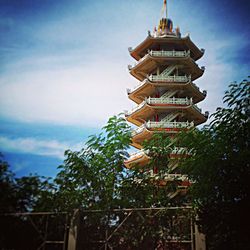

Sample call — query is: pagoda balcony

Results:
[127,75,191,95]
[150,49,190,58]
[148,74,191,83]
[126,101,207,127]
[124,147,192,169]
[147,96,192,106]
[150,172,188,181]
[169,147,192,159]
[129,50,191,69]
[131,121,194,137]
[148,74,206,97]
[146,120,194,130]
[127,75,207,105]
[125,97,193,118]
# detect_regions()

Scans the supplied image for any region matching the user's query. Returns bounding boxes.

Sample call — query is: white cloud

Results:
[0,136,82,159]
[0,57,137,126]
[194,36,248,120]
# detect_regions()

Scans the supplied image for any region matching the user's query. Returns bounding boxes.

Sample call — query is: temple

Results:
[124,1,208,249]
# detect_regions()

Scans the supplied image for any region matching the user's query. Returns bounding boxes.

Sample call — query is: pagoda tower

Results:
[124,2,208,199]
[123,2,208,248]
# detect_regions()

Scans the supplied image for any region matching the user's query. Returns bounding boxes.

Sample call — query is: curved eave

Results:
[131,127,185,149]
[188,106,208,125]
[131,128,152,149]
[126,103,155,126]
[124,153,150,169]
[130,35,204,62]
[129,56,204,82]
[128,79,206,105]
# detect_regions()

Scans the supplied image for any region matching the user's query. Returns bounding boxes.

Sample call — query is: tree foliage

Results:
[0,153,54,213]
[176,78,250,250]
[49,114,132,212]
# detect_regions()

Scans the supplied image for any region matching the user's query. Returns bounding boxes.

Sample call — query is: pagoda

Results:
[124,0,208,191]
[124,1,207,249]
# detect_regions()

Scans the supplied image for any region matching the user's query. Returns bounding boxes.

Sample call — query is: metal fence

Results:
[0,212,69,250]
[72,207,194,250]
[0,207,201,250]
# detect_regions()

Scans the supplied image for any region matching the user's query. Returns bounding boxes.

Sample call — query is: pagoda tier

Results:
[129,34,204,61]
[130,123,193,149]
[124,149,191,199]
[124,147,191,169]
[128,50,205,81]
[127,75,207,104]
[125,97,208,127]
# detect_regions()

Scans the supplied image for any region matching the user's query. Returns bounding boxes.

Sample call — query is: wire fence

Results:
[75,207,194,250]
[0,207,195,250]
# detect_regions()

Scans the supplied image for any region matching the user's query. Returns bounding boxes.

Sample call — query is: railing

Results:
[126,97,192,117]
[129,50,190,69]
[147,97,192,106]
[125,101,146,116]
[126,98,204,118]
[148,74,191,83]
[171,147,191,155]
[131,120,194,137]
[149,50,190,58]
[163,174,188,181]
[146,121,194,129]
[125,150,148,162]
[150,172,188,180]
[127,75,192,95]
[126,147,192,163]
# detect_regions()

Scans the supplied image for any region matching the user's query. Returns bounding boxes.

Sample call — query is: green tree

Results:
[0,154,57,249]
[0,153,54,213]
[176,78,250,250]
[52,114,132,212]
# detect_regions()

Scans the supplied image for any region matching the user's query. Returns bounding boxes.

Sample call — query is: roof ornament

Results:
[152,0,181,38]
[161,0,167,19]
[156,0,175,37]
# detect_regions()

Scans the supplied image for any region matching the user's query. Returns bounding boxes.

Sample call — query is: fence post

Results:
[67,209,80,250]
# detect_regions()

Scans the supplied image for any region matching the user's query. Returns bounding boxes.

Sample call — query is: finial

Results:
[161,0,167,19]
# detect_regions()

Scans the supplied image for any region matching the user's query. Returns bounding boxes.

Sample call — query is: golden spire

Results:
[161,0,167,19]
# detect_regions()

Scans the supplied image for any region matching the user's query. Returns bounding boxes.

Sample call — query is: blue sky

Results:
[0,0,249,177]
